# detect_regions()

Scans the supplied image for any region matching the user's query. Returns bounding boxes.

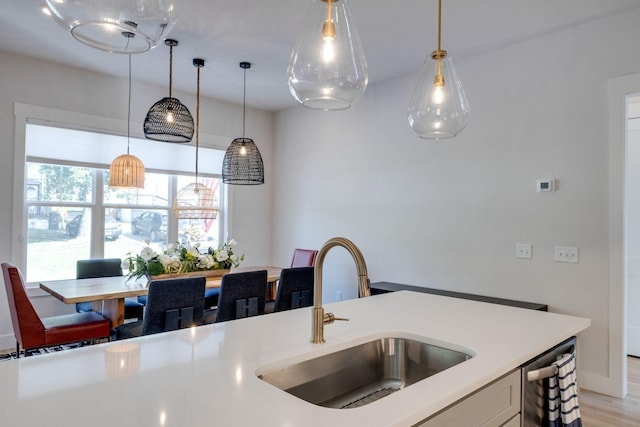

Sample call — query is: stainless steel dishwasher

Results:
[520,336,577,426]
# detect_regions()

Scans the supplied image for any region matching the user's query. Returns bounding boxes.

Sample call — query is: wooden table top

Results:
[40,266,283,304]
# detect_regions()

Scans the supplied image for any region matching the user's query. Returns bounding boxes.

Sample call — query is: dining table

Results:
[39,265,283,327]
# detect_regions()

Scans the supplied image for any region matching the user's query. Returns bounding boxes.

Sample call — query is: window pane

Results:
[104,208,169,262]
[27,163,93,203]
[104,172,169,207]
[26,207,91,282]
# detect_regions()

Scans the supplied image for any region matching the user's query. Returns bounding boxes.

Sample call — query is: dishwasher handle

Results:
[526,365,558,382]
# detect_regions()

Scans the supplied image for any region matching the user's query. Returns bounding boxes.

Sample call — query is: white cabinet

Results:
[416,369,521,427]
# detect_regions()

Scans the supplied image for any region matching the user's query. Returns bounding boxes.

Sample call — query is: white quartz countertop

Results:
[0,291,590,427]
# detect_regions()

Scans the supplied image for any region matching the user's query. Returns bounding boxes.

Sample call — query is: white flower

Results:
[231,254,240,264]
[198,254,215,269]
[121,258,130,269]
[216,250,229,262]
[188,246,200,257]
[228,239,237,246]
[159,254,174,266]
[140,247,157,261]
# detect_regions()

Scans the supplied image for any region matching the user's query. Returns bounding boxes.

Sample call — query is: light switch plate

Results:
[516,243,532,259]
[555,246,579,263]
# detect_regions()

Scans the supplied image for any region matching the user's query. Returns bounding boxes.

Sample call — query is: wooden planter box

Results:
[148,269,230,281]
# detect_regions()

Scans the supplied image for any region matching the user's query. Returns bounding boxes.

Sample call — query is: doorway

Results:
[627,95,640,358]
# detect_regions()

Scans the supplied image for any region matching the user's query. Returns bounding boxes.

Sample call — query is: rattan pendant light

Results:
[110,32,145,189]
[222,62,264,185]
[144,39,194,143]
[174,58,219,219]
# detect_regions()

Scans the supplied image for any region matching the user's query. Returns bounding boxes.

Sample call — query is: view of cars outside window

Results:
[25,162,221,282]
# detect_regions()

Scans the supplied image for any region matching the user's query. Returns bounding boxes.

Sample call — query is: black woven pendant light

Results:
[222,62,264,185]
[143,39,194,143]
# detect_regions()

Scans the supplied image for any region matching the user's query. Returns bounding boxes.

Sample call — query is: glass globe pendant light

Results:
[287,0,368,111]
[109,32,145,189]
[43,0,175,54]
[408,0,469,139]
[144,39,194,143]
[222,62,264,185]
[174,59,219,219]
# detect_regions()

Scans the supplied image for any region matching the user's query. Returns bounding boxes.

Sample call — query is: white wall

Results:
[0,50,274,350]
[273,8,640,395]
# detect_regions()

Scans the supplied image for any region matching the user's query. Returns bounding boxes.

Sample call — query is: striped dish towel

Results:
[547,352,582,427]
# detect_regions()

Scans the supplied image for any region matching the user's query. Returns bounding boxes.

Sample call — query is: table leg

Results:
[266,280,278,301]
[101,298,125,327]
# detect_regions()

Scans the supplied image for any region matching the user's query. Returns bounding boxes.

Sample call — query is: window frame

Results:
[13,102,234,286]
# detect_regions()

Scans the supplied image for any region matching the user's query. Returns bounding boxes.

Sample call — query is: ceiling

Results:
[1,0,640,112]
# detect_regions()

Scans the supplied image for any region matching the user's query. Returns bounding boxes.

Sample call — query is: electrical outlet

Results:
[336,291,342,302]
[555,246,579,263]
[516,243,532,259]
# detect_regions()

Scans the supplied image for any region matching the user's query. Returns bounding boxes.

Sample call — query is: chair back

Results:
[77,258,123,279]
[142,276,206,335]
[274,267,315,312]
[215,270,267,323]
[1,263,45,349]
[76,258,125,314]
[290,248,318,268]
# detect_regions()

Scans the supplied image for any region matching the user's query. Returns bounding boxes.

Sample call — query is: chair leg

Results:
[16,341,20,358]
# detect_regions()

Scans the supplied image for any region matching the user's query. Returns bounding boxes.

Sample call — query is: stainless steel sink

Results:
[257,337,472,409]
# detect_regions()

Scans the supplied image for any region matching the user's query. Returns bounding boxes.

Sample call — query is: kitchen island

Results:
[0,291,589,427]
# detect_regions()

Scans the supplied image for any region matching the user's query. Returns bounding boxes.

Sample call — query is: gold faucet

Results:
[311,237,371,344]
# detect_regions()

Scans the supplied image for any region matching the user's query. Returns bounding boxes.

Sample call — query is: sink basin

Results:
[257,337,472,409]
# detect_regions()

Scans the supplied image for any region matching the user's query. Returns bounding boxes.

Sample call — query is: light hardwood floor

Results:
[580,356,640,426]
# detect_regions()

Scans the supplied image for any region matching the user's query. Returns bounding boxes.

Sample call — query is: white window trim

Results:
[13,102,235,286]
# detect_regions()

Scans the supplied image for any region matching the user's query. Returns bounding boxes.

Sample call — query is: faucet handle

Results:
[324,312,350,324]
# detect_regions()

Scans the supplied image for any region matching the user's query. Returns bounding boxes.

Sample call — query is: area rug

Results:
[0,343,82,361]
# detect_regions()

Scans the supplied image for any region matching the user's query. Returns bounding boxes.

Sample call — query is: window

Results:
[21,122,226,283]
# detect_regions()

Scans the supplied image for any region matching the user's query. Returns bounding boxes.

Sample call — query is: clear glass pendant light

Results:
[43,0,175,54]
[288,0,368,111]
[408,0,469,139]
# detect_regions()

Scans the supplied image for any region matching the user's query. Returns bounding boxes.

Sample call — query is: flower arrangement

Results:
[123,239,244,281]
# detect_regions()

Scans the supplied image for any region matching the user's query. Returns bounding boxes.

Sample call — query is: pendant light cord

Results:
[195,64,200,181]
[242,66,247,139]
[168,43,173,98]
[127,53,132,155]
[437,0,442,53]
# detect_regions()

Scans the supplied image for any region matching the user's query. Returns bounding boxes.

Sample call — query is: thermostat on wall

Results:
[536,178,555,192]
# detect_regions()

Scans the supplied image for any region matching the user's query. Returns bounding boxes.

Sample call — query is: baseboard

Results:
[0,334,15,354]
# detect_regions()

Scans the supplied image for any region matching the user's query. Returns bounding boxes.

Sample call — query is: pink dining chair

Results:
[290,248,318,268]
[2,262,112,357]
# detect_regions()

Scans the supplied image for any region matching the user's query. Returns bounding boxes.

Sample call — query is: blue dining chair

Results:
[75,258,144,321]
[115,276,206,339]
[272,267,314,312]
[206,270,268,323]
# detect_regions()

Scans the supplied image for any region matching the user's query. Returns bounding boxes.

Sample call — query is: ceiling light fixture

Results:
[174,58,219,219]
[144,39,194,143]
[287,0,368,111]
[222,62,264,185]
[109,32,145,189]
[407,0,469,139]
[43,0,174,54]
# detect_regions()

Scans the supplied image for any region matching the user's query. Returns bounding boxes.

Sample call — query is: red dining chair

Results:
[290,248,318,268]
[2,263,112,357]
